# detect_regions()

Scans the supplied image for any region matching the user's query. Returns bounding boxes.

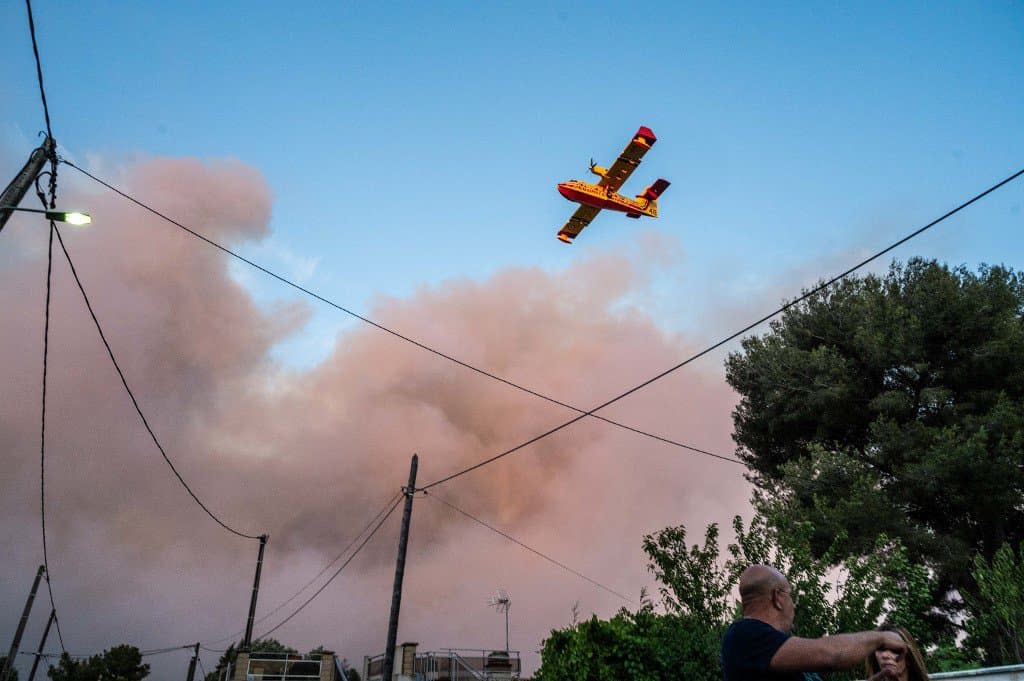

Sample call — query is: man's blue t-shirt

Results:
[721,618,823,681]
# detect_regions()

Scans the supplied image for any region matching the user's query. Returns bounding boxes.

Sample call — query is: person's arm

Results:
[770,630,906,672]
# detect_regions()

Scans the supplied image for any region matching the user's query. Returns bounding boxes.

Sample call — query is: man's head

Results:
[738,564,797,632]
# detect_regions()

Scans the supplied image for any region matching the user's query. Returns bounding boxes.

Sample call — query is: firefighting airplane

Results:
[556,126,670,244]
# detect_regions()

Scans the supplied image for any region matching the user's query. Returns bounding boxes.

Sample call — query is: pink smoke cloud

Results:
[0,153,749,678]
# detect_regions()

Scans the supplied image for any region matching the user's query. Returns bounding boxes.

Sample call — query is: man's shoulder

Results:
[725,617,787,639]
[721,618,796,681]
[722,617,792,660]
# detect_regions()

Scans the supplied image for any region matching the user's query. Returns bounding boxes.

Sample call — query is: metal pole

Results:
[2,565,46,681]
[0,137,54,233]
[505,609,509,653]
[381,454,418,681]
[26,609,55,681]
[242,535,269,651]
[185,642,200,681]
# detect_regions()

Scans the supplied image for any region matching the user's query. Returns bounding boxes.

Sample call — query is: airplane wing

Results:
[597,126,658,194]
[557,204,601,243]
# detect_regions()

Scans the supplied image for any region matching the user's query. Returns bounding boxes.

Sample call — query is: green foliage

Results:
[1,656,19,681]
[535,603,722,681]
[725,259,1024,640]
[926,642,982,673]
[538,511,939,681]
[642,523,733,623]
[47,646,148,681]
[965,542,1024,664]
[251,639,298,655]
[47,653,101,681]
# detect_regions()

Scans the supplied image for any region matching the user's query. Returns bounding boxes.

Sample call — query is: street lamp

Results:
[0,205,91,226]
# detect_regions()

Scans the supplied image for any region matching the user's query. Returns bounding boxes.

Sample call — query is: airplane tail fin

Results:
[639,178,671,202]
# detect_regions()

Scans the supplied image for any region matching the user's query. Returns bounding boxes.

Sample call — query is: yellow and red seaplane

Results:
[556,126,670,244]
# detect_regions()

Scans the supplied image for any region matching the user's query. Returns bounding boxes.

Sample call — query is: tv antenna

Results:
[488,589,512,651]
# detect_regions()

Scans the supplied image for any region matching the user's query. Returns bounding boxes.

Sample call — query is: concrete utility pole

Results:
[26,610,55,681]
[381,454,418,681]
[185,642,200,681]
[2,565,46,681]
[242,535,269,651]
[0,137,54,233]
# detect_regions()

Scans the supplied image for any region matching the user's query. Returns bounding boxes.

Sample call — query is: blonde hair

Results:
[864,625,929,681]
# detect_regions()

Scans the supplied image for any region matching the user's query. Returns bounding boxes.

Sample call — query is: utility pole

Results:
[26,610,55,681]
[242,535,269,651]
[2,565,45,681]
[381,454,418,681]
[185,642,200,681]
[0,137,54,233]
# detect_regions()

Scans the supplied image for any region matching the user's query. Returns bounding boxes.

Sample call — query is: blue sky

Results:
[4,1,1022,368]
[2,2,1023,675]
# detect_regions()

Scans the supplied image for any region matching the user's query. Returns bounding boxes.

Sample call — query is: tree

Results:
[535,603,723,681]
[537,511,939,681]
[725,259,1024,627]
[47,654,101,681]
[964,541,1024,664]
[1,656,20,681]
[47,646,148,681]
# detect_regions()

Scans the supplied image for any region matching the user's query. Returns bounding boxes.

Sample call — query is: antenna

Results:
[488,589,512,652]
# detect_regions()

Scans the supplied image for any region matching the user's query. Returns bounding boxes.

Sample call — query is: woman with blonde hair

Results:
[866,625,930,681]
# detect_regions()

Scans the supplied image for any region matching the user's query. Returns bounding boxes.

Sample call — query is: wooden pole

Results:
[381,455,418,681]
[2,565,45,681]
[242,535,268,650]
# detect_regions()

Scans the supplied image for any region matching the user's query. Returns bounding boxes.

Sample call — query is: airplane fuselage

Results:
[556,180,658,218]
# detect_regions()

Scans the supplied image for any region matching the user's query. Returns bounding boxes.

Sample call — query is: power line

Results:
[20,645,190,659]
[256,492,404,638]
[204,490,404,646]
[138,644,192,655]
[420,167,1024,490]
[50,224,261,540]
[24,0,53,140]
[59,159,741,467]
[39,220,67,653]
[425,491,635,604]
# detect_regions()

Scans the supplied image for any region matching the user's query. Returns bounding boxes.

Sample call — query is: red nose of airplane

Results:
[557,182,573,200]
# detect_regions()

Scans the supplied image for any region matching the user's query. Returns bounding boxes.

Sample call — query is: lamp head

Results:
[47,210,92,226]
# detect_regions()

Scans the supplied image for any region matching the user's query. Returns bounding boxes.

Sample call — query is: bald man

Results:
[721,565,907,681]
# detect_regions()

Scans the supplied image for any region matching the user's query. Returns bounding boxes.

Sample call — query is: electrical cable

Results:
[39,219,67,654]
[59,159,741,467]
[24,0,58,211]
[256,492,404,638]
[50,224,261,540]
[138,645,193,656]
[139,646,193,658]
[420,166,1024,490]
[24,0,53,140]
[425,491,634,604]
[204,490,404,646]
[197,654,208,680]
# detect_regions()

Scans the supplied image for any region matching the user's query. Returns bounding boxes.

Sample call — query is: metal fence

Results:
[246,654,323,681]
[365,650,521,681]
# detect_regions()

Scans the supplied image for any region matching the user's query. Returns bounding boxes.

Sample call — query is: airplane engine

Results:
[589,164,608,178]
